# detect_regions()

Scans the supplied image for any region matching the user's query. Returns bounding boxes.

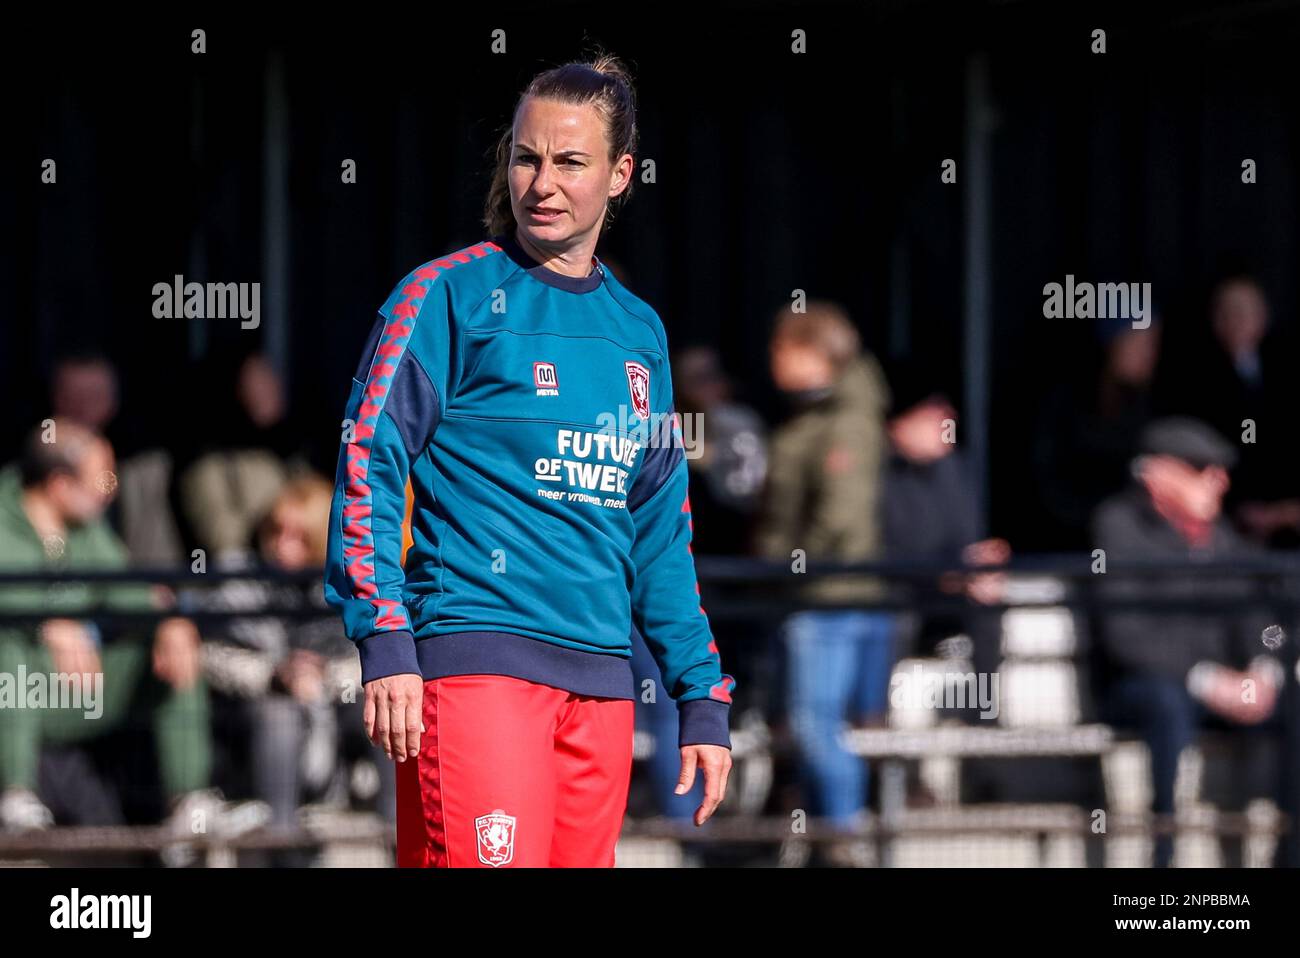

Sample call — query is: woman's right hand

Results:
[363,674,426,761]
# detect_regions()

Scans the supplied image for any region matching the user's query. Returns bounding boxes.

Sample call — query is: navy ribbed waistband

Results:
[414,630,636,700]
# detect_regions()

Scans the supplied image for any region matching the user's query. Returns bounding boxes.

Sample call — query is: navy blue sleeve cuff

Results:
[678,698,732,749]
[357,630,421,684]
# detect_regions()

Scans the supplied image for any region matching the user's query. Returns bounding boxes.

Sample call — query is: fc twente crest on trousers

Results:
[475,810,516,866]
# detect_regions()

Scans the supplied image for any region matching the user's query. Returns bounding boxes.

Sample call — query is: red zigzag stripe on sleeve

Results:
[341,241,501,631]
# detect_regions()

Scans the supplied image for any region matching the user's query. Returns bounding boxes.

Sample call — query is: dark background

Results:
[5,1,1300,550]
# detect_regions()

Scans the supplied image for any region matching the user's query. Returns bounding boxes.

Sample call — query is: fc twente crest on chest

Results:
[625,361,650,420]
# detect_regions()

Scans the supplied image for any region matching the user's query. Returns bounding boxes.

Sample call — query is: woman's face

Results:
[770,341,834,393]
[508,96,631,250]
[260,502,313,571]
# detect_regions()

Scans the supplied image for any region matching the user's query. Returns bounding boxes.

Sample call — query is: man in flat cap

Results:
[1090,417,1285,867]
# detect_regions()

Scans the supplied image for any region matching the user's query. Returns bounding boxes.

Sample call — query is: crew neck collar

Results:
[495,232,605,293]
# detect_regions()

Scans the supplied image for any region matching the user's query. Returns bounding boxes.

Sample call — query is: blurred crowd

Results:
[650,270,1293,867]
[0,271,1294,867]
[0,353,391,865]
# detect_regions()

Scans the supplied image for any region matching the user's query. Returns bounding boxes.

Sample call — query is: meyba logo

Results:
[152,275,260,329]
[1042,275,1152,329]
[50,888,151,939]
[534,361,558,396]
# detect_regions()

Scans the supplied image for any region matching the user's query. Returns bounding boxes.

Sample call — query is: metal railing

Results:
[2,554,1298,866]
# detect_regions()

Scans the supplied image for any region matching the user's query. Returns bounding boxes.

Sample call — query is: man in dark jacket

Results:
[1091,417,1284,866]
[881,376,1008,690]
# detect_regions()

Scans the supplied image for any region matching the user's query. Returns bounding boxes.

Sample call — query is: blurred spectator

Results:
[0,419,233,844]
[754,301,892,860]
[51,352,119,433]
[50,352,186,566]
[1031,317,1161,549]
[180,353,309,567]
[671,346,767,554]
[198,474,395,865]
[882,368,1008,686]
[1090,417,1284,867]
[1158,275,1300,545]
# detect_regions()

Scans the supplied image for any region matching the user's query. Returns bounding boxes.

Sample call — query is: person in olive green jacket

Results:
[755,301,895,857]
[755,308,891,601]
[0,419,212,833]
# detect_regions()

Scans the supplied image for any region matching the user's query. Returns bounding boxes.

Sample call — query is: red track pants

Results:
[396,674,635,867]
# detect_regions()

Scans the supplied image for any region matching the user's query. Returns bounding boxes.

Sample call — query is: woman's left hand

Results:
[675,744,732,825]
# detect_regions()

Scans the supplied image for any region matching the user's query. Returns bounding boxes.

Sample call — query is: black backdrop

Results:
[5,1,1299,549]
